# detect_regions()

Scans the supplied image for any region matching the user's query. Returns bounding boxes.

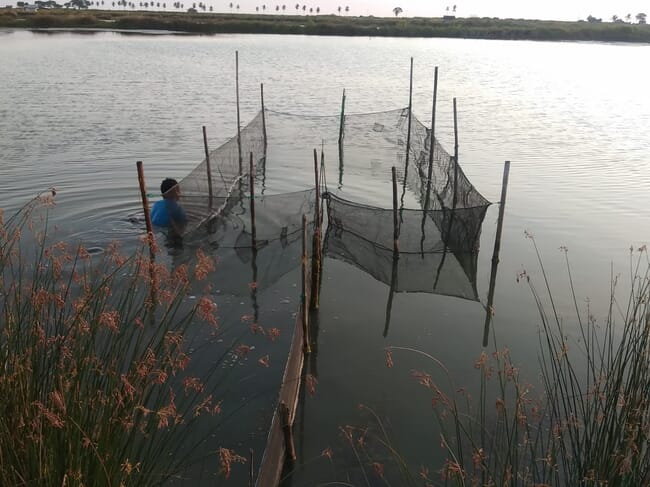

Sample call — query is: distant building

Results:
[23,3,38,11]
[443,15,455,21]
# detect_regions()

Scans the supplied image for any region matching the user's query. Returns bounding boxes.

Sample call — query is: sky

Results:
[4,0,648,21]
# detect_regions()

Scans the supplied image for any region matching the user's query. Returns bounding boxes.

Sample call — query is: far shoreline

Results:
[1,9,650,44]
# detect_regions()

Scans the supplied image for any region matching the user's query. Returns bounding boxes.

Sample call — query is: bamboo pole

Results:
[311,149,322,311]
[202,126,214,207]
[301,215,311,353]
[400,57,414,210]
[405,57,414,167]
[260,83,268,193]
[338,88,346,145]
[260,82,267,147]
[279,402,296,462]
[383,251,399,338]
[249,152,257,248]
[136,161,155,257]
[236,50,242,176]
[483,161,511,347]
[338,89,346,189]
[424,66,438,212]
[249,449,254,487]
[392,166,399,256]
[452,97,459,209]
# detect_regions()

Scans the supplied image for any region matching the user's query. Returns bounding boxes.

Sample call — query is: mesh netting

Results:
[174,111,267,234]
[325,194,488,300]
[173,189,316,296]
[164,104,489,299]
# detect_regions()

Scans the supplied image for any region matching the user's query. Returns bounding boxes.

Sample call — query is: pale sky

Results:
[4,0,648,22]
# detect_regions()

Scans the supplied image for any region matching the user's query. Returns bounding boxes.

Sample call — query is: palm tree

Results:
[625,13,631,22]
[337,5,341,14]
[275,4,279,11]
[255,5,258,11]
[344,5,348,14]
[301,4,305,11]
[392,6,402,16]
[636,12,646,23]
[611,14,618,22]
[282,4,285,13]
[229,1,232,10]
[236,4,239,11]
[295,2,298,11]
[262,4,265,11]
[453,4,456,12]
[308,7,312,13]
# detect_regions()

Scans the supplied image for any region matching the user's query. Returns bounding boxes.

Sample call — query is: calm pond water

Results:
[1,30,650,484]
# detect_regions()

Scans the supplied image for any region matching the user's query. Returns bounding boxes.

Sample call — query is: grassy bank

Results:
[1,8,649,43]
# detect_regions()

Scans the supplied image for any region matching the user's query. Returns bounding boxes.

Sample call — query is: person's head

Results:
[161,178,180,200]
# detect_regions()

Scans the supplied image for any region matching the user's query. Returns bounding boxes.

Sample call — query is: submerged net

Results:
[325,194,488,300]
[164,104,490,299]
[172,189,316,296]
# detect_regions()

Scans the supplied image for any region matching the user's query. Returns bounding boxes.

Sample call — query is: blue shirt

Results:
[151,198,187,228]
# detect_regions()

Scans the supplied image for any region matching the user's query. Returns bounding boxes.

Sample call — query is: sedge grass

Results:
[324,237,650,486]
[0,194,250,485]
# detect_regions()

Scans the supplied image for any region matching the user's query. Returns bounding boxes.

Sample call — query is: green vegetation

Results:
[1,8,649,43]
[0,194,248,485]
[338,238,650,485]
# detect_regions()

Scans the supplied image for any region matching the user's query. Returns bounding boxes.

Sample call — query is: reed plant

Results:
[369,237,649,486]
[0,193,246,486]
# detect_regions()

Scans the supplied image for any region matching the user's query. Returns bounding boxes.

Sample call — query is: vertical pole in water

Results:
[249,152,259,320]
[249,152,257,248]
[483,161,510,347]
[202,126,214,208]
[260,83,268,193]
[424,66,438,212]
[392,166,400,256]
[338,89,346,188]
[301,215,311,353]
[311,149,321,311]
[260,83,267,147]
[400,57,414,209]
[452,97,459,209]
[136,161,155,258]
[280,402,296,462]
[248,449,254,487]
[236,50,242,176]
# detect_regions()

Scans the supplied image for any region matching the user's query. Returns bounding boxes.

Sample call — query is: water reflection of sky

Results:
[2,31,649,484]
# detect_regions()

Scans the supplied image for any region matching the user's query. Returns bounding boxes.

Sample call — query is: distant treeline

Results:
[2,9,650,43]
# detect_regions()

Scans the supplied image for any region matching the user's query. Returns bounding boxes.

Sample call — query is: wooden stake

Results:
[249,449,254,487]
[383,251,399,338]
[405,57,413,167]
[280,402,296,462]
[452,97,459,209]
[311,149,321,310]
[136,161,155,257]
[249,152,257,248]
[301,215,311,353]
[202,126,213,206]
[424,66,438,212]
[338,89,346,189]
[338,88,346,145]
[400,57,414,217]
[260,82,267,147]
[483,161,511,347]
[236,50,242,175]
[392,166,399,256]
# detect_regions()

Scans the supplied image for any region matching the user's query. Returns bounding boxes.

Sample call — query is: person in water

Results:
[150,178,187,236]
